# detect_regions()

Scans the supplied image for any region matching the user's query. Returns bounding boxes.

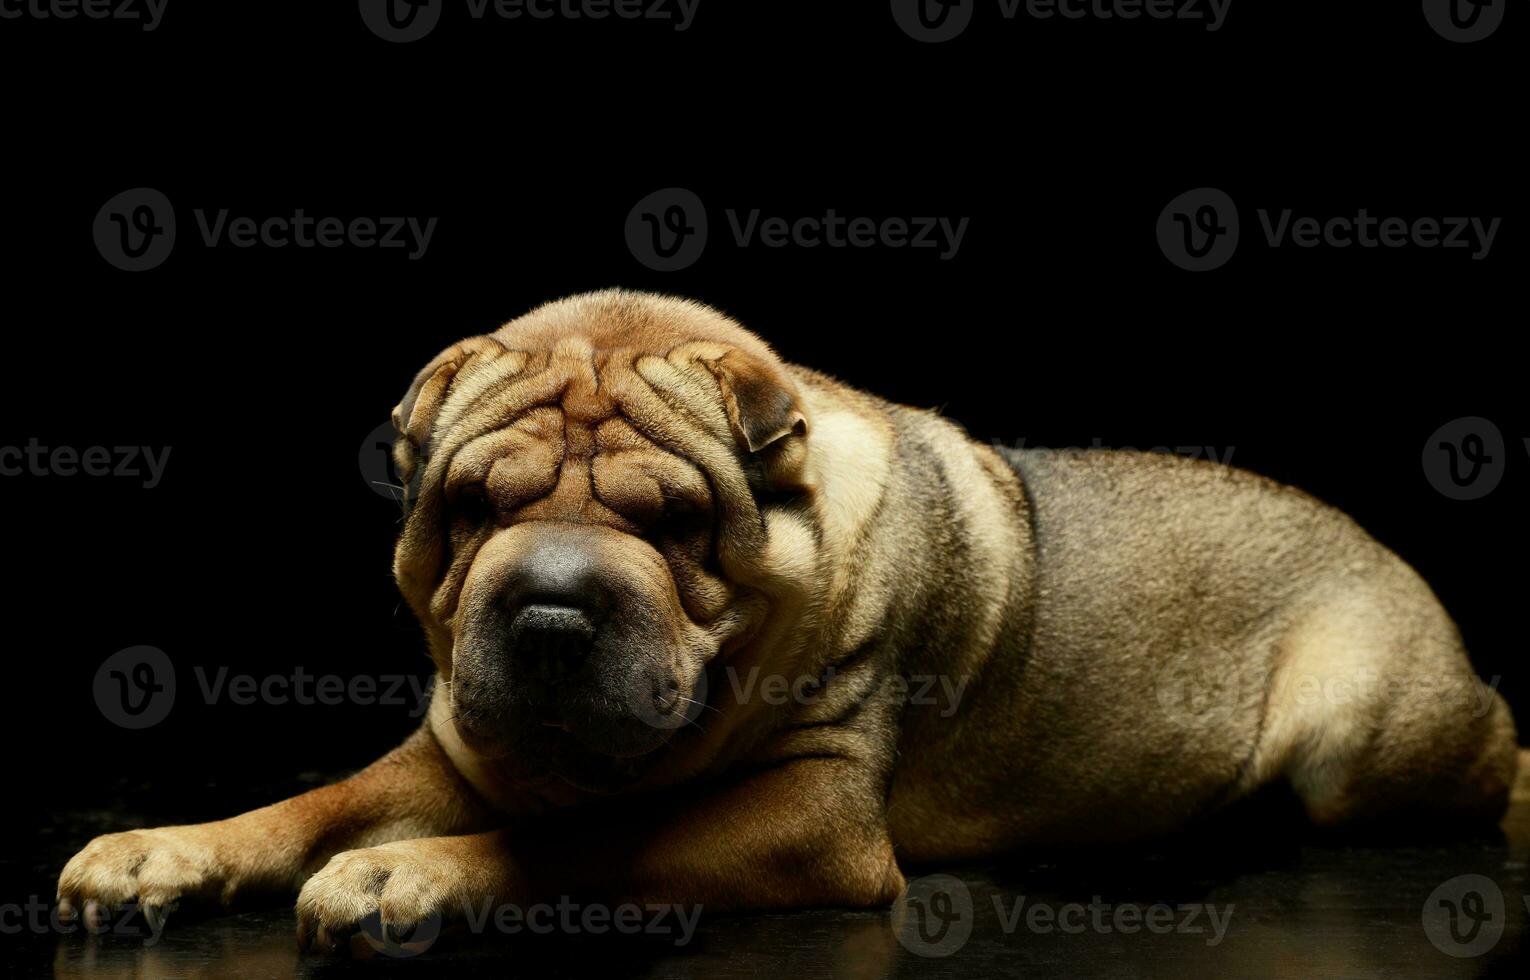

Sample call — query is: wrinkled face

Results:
[390,306,808,791]
[449,410,718,757]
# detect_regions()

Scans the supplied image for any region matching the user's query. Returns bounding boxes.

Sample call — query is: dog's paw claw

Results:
[296,845,455,956]
[56,829,225,934]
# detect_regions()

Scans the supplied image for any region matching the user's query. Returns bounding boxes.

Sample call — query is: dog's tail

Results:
[1515,749,1530,803]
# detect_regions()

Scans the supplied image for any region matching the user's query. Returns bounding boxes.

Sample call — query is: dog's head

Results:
[390,291,813,789]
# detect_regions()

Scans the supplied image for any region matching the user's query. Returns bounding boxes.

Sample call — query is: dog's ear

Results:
[390,336,505,504]
[702,349,808,454]
[698,348,811,497]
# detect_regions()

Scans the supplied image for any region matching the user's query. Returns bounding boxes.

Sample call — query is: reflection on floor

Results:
[9,779,1528,978]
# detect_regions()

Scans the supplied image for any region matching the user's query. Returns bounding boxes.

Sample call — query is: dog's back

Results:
[866,429,1518,857]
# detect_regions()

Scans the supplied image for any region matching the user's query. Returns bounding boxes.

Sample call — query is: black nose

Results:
[503,538,615,620]
[508,603,596,678]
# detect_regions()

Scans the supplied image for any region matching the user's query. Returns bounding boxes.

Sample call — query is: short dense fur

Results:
[58,291,1519,948]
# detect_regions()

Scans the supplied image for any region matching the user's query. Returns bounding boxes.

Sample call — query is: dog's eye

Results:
[452,486,494,525]
[652,498,710,539]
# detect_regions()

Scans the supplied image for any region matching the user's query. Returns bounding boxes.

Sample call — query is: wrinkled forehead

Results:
[424,336,735,523]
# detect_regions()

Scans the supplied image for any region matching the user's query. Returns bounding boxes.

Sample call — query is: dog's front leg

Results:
[295,754,904,951]
[57,724,486,928]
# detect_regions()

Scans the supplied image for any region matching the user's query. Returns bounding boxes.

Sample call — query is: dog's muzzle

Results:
[507,603,596,681]
[451,524,688,763]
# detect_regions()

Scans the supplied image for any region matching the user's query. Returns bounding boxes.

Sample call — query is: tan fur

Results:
[58,290,1519,950]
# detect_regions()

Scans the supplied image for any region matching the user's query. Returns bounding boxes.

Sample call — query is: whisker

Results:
[674,695,720,715]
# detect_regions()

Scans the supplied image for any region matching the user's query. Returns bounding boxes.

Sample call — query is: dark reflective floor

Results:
[6,779,1527,978]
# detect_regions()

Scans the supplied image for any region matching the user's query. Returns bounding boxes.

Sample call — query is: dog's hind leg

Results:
[1243,578,1518,830]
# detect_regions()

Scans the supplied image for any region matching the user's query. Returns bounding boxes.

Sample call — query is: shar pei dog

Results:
[58,290,1520,950]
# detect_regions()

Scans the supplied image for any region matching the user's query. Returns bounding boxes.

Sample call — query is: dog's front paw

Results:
[296,839,482,955]
[56,826,232,930]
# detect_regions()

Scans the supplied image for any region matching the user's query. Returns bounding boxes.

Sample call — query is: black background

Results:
[1,0,1520,841]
